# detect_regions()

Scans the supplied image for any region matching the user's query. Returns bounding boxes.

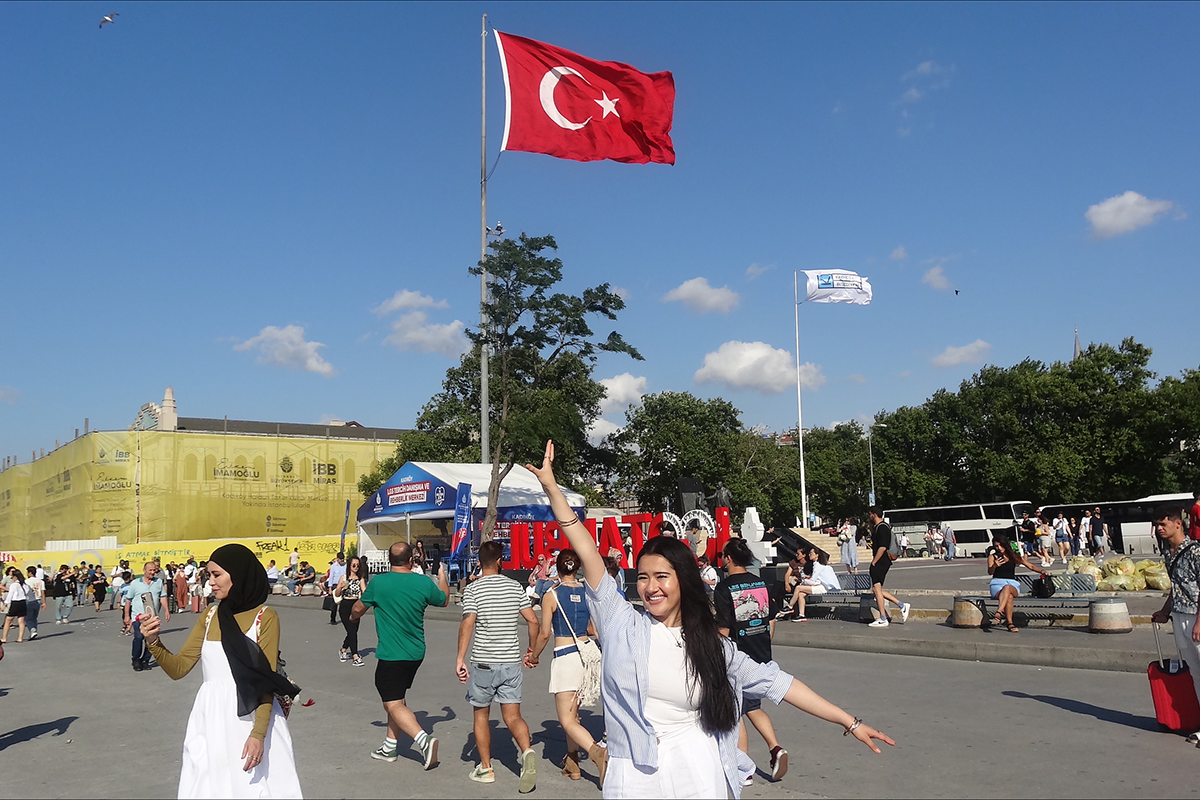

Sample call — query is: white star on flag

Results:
[594,91,621,118]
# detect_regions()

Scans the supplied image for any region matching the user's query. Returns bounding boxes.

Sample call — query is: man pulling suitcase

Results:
[1151,504,1200,741]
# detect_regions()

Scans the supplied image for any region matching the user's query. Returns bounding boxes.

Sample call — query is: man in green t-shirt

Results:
[352,541,449,768]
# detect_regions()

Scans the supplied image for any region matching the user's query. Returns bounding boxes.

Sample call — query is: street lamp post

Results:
[868,423,887,507]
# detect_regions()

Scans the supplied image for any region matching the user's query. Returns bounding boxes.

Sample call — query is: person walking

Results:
[50,565,74,624]
[1080,509,1093,556]
[91,570,109,612]
[141,544,302,798]
[867,507,910,629]
[288,548,300,579]
[530,548,603,783]
[985,535,1051,633]
[526,440,894,798]
[715,538,788,785]
[1069,517,1082,557]
[456,540,539,791]
[2,569,29,643]
[839,519,860,574]
[941,522,956,561]
[335,556,369,666]
[24,566,45,640]
[350,542,450,769]
[1054,513,1071,564]
[1151,504,1200,744]
[325,553,347,625]
[124,561,171,672]
[1091,507,1110,559]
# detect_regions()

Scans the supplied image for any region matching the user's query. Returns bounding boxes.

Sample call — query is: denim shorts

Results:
[466,661,523,707]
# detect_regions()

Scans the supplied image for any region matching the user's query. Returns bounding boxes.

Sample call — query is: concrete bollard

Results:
[300,584,317,596]
[271,583,286,595]
[859,594,880,623]
[952,597,984,628]
[1089,598,1133,634]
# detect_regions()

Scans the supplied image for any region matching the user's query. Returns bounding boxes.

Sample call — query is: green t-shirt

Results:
[360,571,447,662]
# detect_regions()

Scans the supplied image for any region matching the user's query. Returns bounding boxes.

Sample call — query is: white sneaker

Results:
[900,602,911,623]
[868,617,890,628]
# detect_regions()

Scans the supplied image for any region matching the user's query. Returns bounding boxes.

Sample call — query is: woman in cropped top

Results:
[530,548,602,783]
[141,544,302,798]
[987,534,1051,633]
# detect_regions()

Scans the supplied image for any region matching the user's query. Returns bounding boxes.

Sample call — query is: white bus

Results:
[883,501,1034,557]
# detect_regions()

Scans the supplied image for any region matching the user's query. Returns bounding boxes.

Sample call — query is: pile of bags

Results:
[1068,555,1170,591]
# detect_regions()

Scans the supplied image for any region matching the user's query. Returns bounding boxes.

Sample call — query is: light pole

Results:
[868,423,887,507]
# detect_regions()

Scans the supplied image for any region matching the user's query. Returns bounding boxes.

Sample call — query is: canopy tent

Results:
[356,461,585,538]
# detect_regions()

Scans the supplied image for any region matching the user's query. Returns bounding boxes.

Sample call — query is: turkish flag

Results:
[495,31,675,165]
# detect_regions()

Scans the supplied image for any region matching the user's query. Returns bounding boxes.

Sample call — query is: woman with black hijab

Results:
[141,544,302,798]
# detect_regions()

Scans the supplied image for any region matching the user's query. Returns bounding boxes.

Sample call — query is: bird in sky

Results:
[99,13,119,28]
[954,289,960,295]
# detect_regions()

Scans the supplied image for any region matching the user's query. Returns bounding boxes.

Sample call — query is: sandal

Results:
[1006,623,1019,633]
[988,612,1003,627]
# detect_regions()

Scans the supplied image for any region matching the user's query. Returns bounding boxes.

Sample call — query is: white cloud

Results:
[1086,191,1175,238]
[832,102,843,115]
[611,286,630,301]
[588,417,622,444]
[890,246,907,260]
[0,385,20,405]
[923,265,952,290]
[903,61,955,81]
[383,312,469,359]
[897,87,923,104]
[663,277,740,314]
[898,126,912,138]
[932,340,992,368]
[372,289,449,316]
[234,325,335,377]
[694,341,825,394]
[846,374,867,385]
[746,263,770,280]
[317,413,341,425]
[599,373,648,416]
[898,370,911,379]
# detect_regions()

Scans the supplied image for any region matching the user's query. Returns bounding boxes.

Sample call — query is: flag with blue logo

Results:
[451,483,472,559]
[803,269,872,305]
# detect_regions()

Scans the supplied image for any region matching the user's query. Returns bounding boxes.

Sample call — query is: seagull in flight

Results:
[99,13,119,28]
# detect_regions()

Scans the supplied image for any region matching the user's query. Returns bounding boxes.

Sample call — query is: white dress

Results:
[178,610,302,799]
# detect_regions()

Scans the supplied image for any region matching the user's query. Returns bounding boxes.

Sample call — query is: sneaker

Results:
[468,765,495,783]
[55,620,61,625]
[29,630,37,640]
[353,655,365,667]
[770,746,788,780]
[743,774,755,787]
[339,650,350,662]
[419,735,439,770]
[900,602,911,623]
[792,615,807,622]
[519,748,537,793]
[370,745,398,762]
[868,617,890,628]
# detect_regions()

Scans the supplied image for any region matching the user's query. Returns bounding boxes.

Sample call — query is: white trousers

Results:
[1172,611,1200,728]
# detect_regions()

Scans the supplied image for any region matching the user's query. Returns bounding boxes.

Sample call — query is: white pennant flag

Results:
[802,269,872,305]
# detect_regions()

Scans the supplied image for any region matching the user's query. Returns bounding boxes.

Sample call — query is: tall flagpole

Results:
[479,14,490,465]
[793,270,809,528]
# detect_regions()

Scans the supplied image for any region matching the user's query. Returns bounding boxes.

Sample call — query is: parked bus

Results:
[883,501,1034,557]
[1041,492,1191,556]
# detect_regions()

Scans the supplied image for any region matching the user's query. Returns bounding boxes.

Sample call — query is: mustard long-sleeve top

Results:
[147,604,280,740]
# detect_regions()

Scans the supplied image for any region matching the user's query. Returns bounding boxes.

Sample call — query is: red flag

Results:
[495,31,675,165]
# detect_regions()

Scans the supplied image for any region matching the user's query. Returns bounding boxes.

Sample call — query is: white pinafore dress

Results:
[178,607,302,799]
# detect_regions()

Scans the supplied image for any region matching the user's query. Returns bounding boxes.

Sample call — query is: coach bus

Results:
[883,501,1034,558]
[1040,492,1191,556]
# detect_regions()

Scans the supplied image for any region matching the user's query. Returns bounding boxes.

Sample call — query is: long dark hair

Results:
[347,556,370,583]
[637,536,737,734]
[993,534,1019,563]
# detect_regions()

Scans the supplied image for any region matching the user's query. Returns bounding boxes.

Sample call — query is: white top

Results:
[1080,517,1091,534]
[110,565,123,578]
[644,619,700,739]
[112,576,125,590]
[26,576,45,600]
[5,581,29,603]
[266,566,280,580]
[699,565,718,595]
[808,563,841,592]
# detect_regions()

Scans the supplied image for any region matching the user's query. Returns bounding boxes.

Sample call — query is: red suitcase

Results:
[190,594,202,613]
[1149,622,1200,733]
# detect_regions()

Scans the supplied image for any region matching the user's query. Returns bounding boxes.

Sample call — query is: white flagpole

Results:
[479,14,490,464]
[793,270,809,528]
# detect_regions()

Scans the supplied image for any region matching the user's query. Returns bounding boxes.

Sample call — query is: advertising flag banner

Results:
[495,31,675,164]
[451,483,472,559]
[802,270,873,305]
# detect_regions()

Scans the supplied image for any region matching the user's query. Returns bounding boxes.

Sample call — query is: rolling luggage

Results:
[1149,622,1200,733]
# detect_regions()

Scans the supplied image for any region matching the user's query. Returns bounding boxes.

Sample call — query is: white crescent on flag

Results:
[802,270,873,305]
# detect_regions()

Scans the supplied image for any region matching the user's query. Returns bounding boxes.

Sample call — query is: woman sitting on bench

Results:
[777,552,841,622]
[986,535,1051,633]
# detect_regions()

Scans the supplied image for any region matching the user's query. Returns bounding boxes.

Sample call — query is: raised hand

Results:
[524,440,557,489]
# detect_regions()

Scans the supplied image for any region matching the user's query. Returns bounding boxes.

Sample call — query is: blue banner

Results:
[451,482,471,560]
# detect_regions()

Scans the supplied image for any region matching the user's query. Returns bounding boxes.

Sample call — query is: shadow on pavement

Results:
[29,630,73,640]
[0,687,9,698]
[0,716,79,753]
[1003,691,1159,731]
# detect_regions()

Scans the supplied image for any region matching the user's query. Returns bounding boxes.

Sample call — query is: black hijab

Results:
[209,544,300,717]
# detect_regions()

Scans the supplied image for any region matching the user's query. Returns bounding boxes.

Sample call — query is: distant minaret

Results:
[1073,328,1082,361]
[161,386,179,431]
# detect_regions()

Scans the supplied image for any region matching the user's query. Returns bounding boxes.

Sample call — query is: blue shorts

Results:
[465,661,523,707]
[990,579,1020,598]
[743,695,762,715]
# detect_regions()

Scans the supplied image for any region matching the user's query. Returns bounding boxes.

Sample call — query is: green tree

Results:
[469,233,641,538]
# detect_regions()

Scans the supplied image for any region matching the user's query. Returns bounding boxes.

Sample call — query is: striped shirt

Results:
[586,572,792,799]
[461,573,531,664]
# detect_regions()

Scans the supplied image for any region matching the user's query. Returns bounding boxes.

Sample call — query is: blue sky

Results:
[1,1,1197,462]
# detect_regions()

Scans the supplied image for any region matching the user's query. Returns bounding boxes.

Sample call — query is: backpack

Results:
[882,523,902,561]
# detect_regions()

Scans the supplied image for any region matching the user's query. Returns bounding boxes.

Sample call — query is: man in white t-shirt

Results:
[24,566,47,639]
[698,555,719,597]
[781,552,842,621]
[289,548,300,577]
